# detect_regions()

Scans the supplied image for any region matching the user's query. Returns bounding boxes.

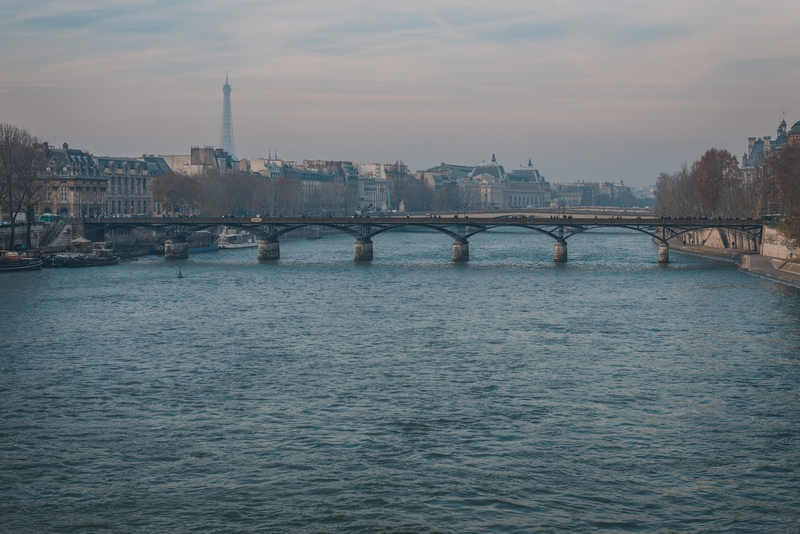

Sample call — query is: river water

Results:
[2,229,799,532]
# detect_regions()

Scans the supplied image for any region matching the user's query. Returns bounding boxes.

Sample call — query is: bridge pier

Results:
[452,239,469,262]
[258,239,280,261]
[354,238,373,262]
[554,240,568,263]
[658,242,669,264]
[164,240,189,260]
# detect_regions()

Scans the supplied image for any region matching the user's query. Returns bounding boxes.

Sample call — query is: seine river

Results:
[2,229,799,532]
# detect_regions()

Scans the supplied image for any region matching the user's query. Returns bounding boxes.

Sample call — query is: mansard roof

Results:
[95,155,171,175]
[469,164,505,180]
[44,147,99,174]
[425,163,474,179]
[744,138,768,167]
[507,168,544,182]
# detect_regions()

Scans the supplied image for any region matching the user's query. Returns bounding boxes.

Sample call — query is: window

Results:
[60,187,68,202]
[43,187,51,201]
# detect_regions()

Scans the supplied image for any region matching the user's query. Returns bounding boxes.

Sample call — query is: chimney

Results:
[748,137,756,154]
[763,136,771,155]
[62,143,68,150]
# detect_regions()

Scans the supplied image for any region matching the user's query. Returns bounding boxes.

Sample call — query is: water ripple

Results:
[1,231,799,532]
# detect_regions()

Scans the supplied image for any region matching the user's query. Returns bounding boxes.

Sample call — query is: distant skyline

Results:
[1,0,798,185]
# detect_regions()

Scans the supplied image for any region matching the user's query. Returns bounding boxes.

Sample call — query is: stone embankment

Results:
[669,226,800,288]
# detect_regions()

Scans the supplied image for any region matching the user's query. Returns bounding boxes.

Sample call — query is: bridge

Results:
[78,215,765,264]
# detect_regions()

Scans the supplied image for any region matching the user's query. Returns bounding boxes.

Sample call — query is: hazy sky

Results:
[1,0,798,185]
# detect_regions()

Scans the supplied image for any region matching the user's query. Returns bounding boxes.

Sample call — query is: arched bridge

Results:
[78,215,765,264]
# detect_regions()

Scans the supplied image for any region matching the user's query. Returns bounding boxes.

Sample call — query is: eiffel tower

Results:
[220,72,236,159]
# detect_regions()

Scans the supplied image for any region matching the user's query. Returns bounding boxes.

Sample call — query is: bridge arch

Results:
[554,224,667,243]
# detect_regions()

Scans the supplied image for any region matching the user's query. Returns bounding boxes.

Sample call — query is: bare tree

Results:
[768,143,800,244]
[401,178,435,212]
[691,148,742,216]
[0,124,43,249]
[459,184,480,209]
[655,162,701,217]
[152,171,203,216]
[386,160,409,210]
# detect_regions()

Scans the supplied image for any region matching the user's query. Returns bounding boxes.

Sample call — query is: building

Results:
[239,158,283,179]
[95,155,170,216]
[549,181,633,207]
[441,155,550,210]
[417,163,474,192]
[742,117,789,184]
[356,164,389,210]
[36,143,108,218]
[788,121,800,146]
[505,160,550,208]
[159,146,236,176]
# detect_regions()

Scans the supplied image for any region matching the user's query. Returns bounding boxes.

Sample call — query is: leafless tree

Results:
[460,185,480,209]
[400,178,435,212]
[0,124,44,249]
[655,162,701,217]
[767,143,800,244]
[152,171,203,216]
[691,148,742,216]
[386,160,410,210]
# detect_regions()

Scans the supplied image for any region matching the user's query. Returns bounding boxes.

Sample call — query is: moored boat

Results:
[217,228,257,249]
[0,251,43,272]
[41,252,73,268]
[66,243,120,268]
[188,231,219,253]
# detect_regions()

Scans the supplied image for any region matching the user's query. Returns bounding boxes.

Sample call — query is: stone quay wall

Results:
[760,226,797,260]
[678,228,761,252]
[678,226,797,260]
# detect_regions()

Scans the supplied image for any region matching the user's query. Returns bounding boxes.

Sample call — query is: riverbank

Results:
[668,238,800,288]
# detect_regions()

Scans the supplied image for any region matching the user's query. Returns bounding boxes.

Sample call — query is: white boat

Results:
[217,228,258,249]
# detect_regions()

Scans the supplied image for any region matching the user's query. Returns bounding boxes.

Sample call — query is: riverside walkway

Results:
[77,215,765,263]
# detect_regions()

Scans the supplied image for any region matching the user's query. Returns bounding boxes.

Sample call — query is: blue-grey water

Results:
[2,229,799,532]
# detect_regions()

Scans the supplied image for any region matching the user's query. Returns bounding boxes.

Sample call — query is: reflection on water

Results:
[1,230,799,532]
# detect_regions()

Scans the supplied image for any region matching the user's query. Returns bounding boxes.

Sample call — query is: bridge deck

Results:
[79,215,764,229]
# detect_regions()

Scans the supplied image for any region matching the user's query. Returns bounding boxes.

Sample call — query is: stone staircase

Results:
[38,220,67,247]
[45,223,74,250]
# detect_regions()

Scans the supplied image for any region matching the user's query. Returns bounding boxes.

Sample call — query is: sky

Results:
[1,0,799,186]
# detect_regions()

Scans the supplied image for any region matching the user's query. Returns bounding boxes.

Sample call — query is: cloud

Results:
[0,0,799,184]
